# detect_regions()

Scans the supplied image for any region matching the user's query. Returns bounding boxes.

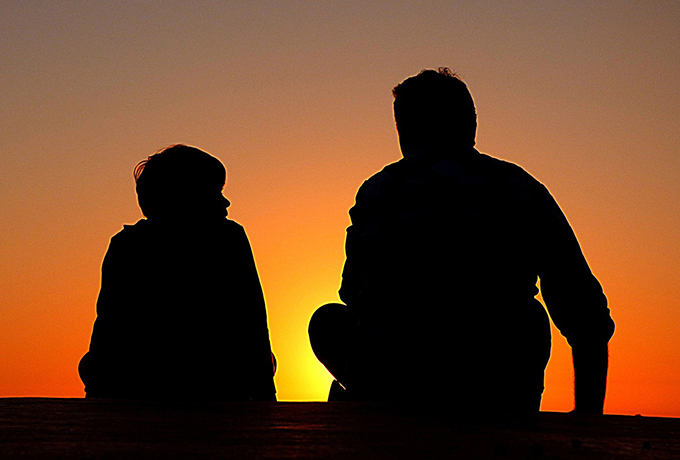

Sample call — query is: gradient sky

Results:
[1,1,678,416]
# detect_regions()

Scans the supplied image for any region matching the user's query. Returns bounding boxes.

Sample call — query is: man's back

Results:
[339,145,612,407]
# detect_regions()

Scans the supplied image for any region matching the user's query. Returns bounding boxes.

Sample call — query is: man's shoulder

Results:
[363,149,541,185]
[354,148,553,209]
[355,160,404,198]
[360,150,439,186]
[476,150,533,177]
[368,157,406,181]
[475,150,551,192]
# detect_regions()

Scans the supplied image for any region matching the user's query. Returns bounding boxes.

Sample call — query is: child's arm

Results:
[231,225,277,399]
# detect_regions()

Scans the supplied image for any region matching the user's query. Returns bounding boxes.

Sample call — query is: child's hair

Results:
[134,144,227,219]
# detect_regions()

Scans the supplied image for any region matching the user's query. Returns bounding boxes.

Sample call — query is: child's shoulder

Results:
[221,217,245,231]
[106,219,150,246]
[117,218,150,235]
[113,217,247,239]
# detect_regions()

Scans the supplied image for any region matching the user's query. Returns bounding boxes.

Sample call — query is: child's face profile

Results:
[217,193,231,217]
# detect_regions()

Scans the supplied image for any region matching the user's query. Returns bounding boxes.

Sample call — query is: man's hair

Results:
[392,67,477,147]
[134,144,226,219]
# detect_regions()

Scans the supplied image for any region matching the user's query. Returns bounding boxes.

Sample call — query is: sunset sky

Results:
[1,1,678,416]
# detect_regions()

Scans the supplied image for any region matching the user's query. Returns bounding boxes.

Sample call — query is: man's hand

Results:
[572,343,609,414]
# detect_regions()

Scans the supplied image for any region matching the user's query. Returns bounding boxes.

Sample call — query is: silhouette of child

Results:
[79,144,276,401]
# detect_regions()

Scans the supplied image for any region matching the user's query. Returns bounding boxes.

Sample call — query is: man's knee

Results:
[308,303,357,381]
[308,303,355,346]
[309,302,351,330]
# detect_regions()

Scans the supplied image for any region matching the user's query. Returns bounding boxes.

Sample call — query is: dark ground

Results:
[0,398,678,459]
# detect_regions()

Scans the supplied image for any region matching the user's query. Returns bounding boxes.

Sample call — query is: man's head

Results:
[134,144,229,220]
[392,67,477,153]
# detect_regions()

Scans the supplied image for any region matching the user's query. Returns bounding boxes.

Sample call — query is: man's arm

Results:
[573,343,609,414]
[339,181,371,306]
[533,181,615,414]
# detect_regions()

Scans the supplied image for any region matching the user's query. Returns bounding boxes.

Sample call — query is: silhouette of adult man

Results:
[308,68,614,413]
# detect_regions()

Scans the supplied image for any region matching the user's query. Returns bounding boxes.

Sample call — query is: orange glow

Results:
[1,2,679,417]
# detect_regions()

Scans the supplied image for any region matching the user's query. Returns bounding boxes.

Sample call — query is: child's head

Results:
[134,144,230,220]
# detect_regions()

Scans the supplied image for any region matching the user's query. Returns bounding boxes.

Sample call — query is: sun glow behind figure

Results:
[244,205,348,402]
[264,278,339,402]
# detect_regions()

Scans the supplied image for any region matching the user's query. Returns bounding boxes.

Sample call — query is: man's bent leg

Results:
[308,303,360,399]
